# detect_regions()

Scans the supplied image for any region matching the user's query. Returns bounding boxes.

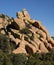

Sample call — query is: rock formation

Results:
[0,9,54,55]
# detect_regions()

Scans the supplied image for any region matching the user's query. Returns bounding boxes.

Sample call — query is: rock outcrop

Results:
[0,9,54,55]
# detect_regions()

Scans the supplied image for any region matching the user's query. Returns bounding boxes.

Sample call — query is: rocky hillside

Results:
[0,9,54,55]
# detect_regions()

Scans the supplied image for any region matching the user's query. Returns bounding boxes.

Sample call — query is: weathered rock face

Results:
[0,9,54,55]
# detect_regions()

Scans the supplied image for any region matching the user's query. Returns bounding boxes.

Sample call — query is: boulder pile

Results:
[0,9,54,55]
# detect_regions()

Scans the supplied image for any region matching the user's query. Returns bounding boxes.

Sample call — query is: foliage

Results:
[0,33,16,54]
[0,34,11,54]
[10,53,27,65]
[0,50,5,65]
[0,50,13,65]
[20,28,31,34]
[0,49,54,65]
[26,52,54,65]
[0,33,54,65]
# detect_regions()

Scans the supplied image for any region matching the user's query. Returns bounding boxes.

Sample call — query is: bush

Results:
[26,52,54,65]
[26,55,36,65]
[0,50,5,65]
[4,54,13,65]
[0,50,13,65]
[0,34,11,54]
[0,33,16,54]
[10,53,27,65]
[20,28,31,34]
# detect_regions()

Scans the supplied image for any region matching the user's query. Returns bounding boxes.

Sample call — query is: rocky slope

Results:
[0,9,54,55]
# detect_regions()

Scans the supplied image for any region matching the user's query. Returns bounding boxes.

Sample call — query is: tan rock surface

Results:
[0,9,54,55]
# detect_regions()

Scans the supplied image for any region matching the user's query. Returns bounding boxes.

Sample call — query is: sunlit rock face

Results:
[0,9,54,55]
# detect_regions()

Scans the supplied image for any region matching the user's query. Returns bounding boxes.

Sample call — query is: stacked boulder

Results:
[0,9,54,55]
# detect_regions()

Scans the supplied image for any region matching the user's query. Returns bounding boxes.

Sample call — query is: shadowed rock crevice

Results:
[6,22,19,31]
[15,42,20,49]
[32,22,40,28]
[25,45,33,55]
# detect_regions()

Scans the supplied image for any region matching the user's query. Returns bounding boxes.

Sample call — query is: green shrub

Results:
[4,54,13,65]
[10,53,27,65]
[20,28,31,34]
[0,50,13,65]
[0,34,11,53]
[26,55,36,65]
[0,50,5,65]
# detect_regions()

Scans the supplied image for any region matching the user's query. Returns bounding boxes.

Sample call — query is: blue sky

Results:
[0,0,54,36]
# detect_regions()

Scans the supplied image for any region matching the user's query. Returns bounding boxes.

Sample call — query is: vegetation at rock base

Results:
[0,33,54,65]
[0,33,16,54]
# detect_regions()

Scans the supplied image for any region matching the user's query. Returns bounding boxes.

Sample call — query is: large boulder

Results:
[0,9,54,55]
[14,18,26,30]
